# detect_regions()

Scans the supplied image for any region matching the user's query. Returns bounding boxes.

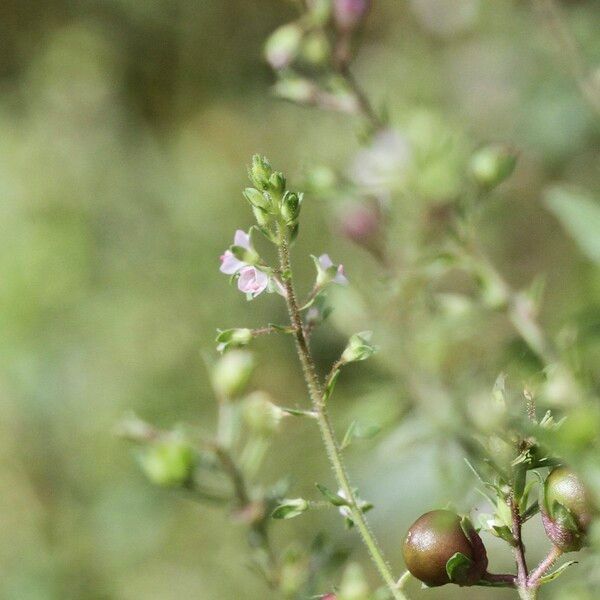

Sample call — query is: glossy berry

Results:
[403,510,488,587]
[542,466,594,552]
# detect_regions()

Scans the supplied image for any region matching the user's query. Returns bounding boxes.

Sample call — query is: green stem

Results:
[276,227,406,600]
[518,587,538,600]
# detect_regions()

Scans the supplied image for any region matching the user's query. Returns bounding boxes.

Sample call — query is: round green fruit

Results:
[542,466,595,551]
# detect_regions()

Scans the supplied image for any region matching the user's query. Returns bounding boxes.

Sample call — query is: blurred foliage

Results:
[0,1,598,599]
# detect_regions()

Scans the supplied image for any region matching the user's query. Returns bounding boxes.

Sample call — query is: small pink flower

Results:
[318,254,348,286]
[237,266,269,298]
[219,230,253,275]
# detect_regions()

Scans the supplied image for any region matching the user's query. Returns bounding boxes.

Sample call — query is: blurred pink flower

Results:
[334,0,371,31]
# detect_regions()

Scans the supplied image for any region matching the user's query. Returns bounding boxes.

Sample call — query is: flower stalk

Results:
[275,223,407,600]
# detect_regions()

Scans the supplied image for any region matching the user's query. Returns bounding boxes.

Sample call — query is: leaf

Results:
[271,498,309,520]
[340,422,382,450]
[445,552,473,583]
[280,407,317,418]
[544,186,600,263]
[316,483,348,507]
[539,560,578,584]
[323,369,340,403]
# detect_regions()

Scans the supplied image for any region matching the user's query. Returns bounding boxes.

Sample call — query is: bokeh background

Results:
[0,1,598,599]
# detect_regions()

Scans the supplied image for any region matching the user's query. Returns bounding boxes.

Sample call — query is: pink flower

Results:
[219,230,252,275]
[318,254,348,286]
[334,0,371,32]
[237,266,269,298]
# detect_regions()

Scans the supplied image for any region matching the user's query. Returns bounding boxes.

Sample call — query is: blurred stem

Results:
[533,0,600,117]
[339,63,383,130]
[276,223,407,600]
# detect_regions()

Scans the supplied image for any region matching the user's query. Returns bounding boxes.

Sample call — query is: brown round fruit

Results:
[402,510,487,587]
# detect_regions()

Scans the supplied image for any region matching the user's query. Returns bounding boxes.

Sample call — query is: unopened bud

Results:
[216,328,253,353]
[341,331,376,364]
[243,187,270,210]
[242,391,284,435]
[211,350,255,399]
[469,144,518,189]
[269,171,286,196]
[249,155,273,190]
[301,31,331,66]
[273,76,318,105]
[140,436,196,488]
[333,0,371,33]
[265,23,303,70]
[281,191,302,225]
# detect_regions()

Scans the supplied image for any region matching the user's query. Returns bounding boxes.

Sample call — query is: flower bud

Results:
[281,191,302,225]
[265,23,303,70]
[273,76,318,105]
[301,31,331,67]
[271,497,309,520]
[216,328,253,353]
[243,187,270,211]
[249,155,273,191]
[403,510,488,587]
[541,466,595,552]
[269,171,286,196]
[469,144,518,189]
[341,331,376,364]
[333,0,371,33]
[211,350,255,399]
[140,436,196,488]
[242,391,284,435]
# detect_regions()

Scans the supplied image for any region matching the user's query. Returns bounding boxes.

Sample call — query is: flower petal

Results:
[237,266,269,298]
[333,264,349,286]
[220,250,246,275]
[234,229,251,250]
[318,254,334,269]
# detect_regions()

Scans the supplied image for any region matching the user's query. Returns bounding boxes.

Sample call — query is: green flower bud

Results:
[242,391,284,435]
[341,331,376,364]
[252,205,272,227]
[271,497,309,519]
[140,436,196,488]
[243,187,270,210]
[403,510,488,587]
[264,23,303,70]
[301,31,331,67]
[469,144,518,189]
[273,76,318,105]
[269,171,286,196]
[211,350,255,399]
[249,155,273,190]
[542,466,595,552]
[216,328,253,353]
[281,191,302,225]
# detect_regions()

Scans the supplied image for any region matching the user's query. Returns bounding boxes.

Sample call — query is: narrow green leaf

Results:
[539,560,578,584]
[280,407,317,418]
[316,483,348,507]
[544,186,600,263]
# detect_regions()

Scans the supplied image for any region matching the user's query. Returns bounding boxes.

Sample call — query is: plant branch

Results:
[533,0,600,117]
[528,545,563,587]
[510,492,529,589]
[276,223,407,600]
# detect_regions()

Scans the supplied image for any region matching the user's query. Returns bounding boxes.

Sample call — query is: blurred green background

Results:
[0,1,598,599]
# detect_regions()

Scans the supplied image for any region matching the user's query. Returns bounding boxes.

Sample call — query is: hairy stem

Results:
[510,493,529,589]
[528,545,563,586]
[276,226,406,600]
